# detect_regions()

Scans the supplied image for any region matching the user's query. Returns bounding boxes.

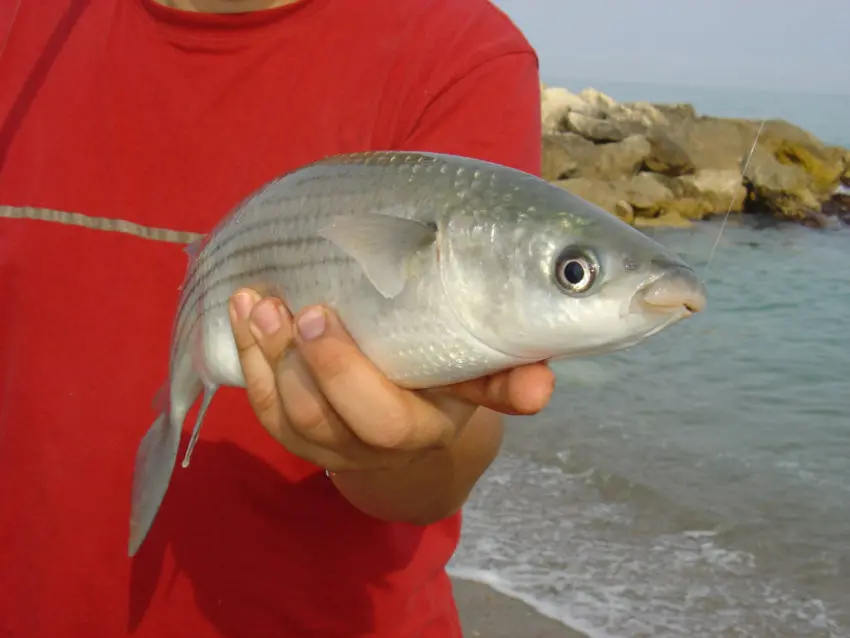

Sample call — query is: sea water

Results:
[448,83,850,638]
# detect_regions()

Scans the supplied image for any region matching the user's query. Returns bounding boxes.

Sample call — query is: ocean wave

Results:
[448,565,617,638]
[450,452,849,638]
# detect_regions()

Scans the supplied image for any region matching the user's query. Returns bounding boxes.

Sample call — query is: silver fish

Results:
[128,151,706,556]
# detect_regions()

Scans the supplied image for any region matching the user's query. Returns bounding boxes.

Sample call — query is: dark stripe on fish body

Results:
[173,233,327,338]
[174,155,458,293]
[170,168,406,333]
[174,257,352,352]
[172,177,372,313]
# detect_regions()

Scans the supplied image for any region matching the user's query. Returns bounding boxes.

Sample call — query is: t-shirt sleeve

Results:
[392,3,543,177]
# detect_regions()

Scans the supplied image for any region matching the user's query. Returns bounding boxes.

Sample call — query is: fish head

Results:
[440,179,707,362]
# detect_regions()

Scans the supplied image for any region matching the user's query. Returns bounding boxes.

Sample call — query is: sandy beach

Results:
[452,578,587,638]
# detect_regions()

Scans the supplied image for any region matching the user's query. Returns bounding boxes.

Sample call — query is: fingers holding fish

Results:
[229,290,291,427]
[230,289,426,471]
[271,347,413,470]
[290,304,476,454]
[229,289,348,453]
[439,364,556,417]
[233,287,547,476]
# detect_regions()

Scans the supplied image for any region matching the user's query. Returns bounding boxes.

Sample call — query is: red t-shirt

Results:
[0,0,541,636]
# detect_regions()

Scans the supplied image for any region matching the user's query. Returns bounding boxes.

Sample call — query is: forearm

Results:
[330,407,504,525]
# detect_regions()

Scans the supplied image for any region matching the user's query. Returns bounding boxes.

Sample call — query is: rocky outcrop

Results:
[539,84,849,228]
[644,131,696,176]
[542,133,652,182]
[823,193,850,225]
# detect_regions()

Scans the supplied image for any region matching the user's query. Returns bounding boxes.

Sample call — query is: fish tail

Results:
[128,406,181,557]
[129,352,201,556]
[129,317,222,556]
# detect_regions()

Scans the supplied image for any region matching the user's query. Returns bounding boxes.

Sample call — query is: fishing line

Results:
[703,118,766,275]
[642,118,766,364]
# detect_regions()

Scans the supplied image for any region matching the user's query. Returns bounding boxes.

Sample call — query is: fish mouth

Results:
[633,265,707,318]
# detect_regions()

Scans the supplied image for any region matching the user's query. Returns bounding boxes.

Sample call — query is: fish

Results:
[128,150,707,556]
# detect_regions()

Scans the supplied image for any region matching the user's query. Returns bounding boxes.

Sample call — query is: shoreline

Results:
[452,577,589,638]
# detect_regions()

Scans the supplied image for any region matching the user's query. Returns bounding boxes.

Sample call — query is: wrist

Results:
[322,409,504,525]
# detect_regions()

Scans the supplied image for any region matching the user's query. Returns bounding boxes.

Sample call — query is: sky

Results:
[492,0,850,95]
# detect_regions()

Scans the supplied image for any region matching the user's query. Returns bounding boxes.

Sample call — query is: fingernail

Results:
[251,300,282,335]
[297,307,326,341]
[232,291,254,320]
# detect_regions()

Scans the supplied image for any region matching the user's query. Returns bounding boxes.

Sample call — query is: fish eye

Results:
[554,247,599,294]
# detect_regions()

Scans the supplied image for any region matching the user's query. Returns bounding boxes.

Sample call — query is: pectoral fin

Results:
[318,213,437,298]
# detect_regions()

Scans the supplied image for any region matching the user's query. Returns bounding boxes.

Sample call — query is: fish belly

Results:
[199,308,245,388]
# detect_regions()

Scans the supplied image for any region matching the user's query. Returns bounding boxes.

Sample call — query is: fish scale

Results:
[129,150,707,557]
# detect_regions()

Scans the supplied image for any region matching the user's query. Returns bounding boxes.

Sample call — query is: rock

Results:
[564,101,667,144]
[822,193,850,224]
[541,135,578,181]
[586,135,652,181]
[540,87,599,134]
[676,169,748,218]
[744,148,821,222]
[614,200,636,224]
[662,118,844,218]
[542,133,651,182]
[757,120,846,196]
[653,103,698,124]
[607,101,669,128]
[644,131,696,176]
[577,88,617,110]
[556,173,676,222]
[617,173,675,214]
[664,117,754,171]
[555,177,633,222]
[634,211,693,228]
[660,197,716,220]
[651,173,688,197]
[539,84,850,229]
[564,112,646,143]
[554,178,637,224]
[541,133,596,181]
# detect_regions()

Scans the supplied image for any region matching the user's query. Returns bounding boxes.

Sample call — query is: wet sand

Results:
[452,578,588,638]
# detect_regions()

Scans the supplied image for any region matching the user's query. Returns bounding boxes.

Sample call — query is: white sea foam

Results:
[450,451,849,638]
[448,565,618,638]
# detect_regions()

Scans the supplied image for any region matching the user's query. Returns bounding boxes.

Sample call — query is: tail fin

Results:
[128,377,216,556]
[128,411,181,556]
[129,317,217,556]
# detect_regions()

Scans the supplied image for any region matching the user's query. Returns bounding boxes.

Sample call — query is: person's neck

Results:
[149,0,302,13]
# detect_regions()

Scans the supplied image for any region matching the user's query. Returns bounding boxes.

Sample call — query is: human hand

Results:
[228,288,555,473]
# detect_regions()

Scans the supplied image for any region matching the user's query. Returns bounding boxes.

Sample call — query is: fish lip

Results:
[633,267,707,317]
[637,300,700,317]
